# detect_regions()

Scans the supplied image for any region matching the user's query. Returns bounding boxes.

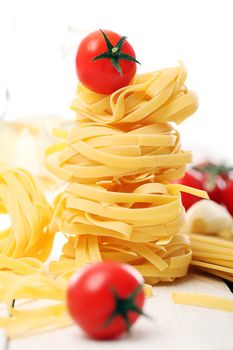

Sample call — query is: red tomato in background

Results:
[75,30,138,94]
[174,170,204,210]
[221,178,233,216]
[202,173,225,204]
[175,164,232,211]
[67,262,145,340]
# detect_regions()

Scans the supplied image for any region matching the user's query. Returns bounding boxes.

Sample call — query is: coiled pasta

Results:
[46,122,191,183]
[0,166,54,274]
[47,63,207,284]
[70,63,198,125]
[49,181,206,283]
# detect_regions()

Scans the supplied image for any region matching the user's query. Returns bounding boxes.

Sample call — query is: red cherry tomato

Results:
[174,170,204,210]
[221,178,233,216]
[202,173,225,204]
[67,262,145,340]
[75,30,139,94]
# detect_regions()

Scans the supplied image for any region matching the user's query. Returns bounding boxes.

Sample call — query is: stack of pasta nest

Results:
[46,64,207,285]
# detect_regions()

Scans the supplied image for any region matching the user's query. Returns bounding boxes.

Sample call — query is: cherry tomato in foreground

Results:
[75,29,140,94]
[67,262,145,340]
[221,178,233,216]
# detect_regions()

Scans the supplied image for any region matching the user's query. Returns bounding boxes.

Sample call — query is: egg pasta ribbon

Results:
[46,122,192,183]
[49,181,207,283]
[172,292,233,313]
[190,233,233,282]
[71,63,197,125]
[0,272,71,338]
[50,233,192,285]
[0,166,54,274]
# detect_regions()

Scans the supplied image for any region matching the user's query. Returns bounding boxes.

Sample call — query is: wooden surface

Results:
[1,271,233,350]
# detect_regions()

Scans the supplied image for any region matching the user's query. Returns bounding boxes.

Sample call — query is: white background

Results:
[1,0,233,163]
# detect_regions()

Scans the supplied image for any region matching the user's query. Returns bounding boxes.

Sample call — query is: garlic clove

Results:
[185,199,233,234]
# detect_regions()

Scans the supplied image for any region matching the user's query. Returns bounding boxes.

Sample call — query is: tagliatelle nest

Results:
[0,166,54,274]
[45,64,207,284]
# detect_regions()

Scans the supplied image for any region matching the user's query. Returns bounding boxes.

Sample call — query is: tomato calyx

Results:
[103,283,148,332]
[194,163,233,191]
[92,30,140,76]
[194,163,233,176]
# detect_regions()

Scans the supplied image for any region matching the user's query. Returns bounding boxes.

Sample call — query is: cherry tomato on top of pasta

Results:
[66,261,146,340]
[75,29,140,94]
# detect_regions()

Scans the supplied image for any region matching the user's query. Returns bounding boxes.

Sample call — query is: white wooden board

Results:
[1,271,232,350]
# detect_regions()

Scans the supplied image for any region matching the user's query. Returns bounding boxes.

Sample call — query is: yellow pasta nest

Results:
[0,166,54,274]
[70,64,198,125]
[49,182,192,284]
[46,122,191,183]
[46,64,196,184]
[46,63,207,284]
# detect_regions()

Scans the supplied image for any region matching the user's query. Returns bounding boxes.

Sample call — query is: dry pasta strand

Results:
[172,291,233,313]
[190,233,233,282]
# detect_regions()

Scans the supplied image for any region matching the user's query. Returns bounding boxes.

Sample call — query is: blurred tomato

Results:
[221,178,233,216]
[202,173,225,204]
[174,170,203,210]
[176,163,233,212]
[67,262,145,340]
